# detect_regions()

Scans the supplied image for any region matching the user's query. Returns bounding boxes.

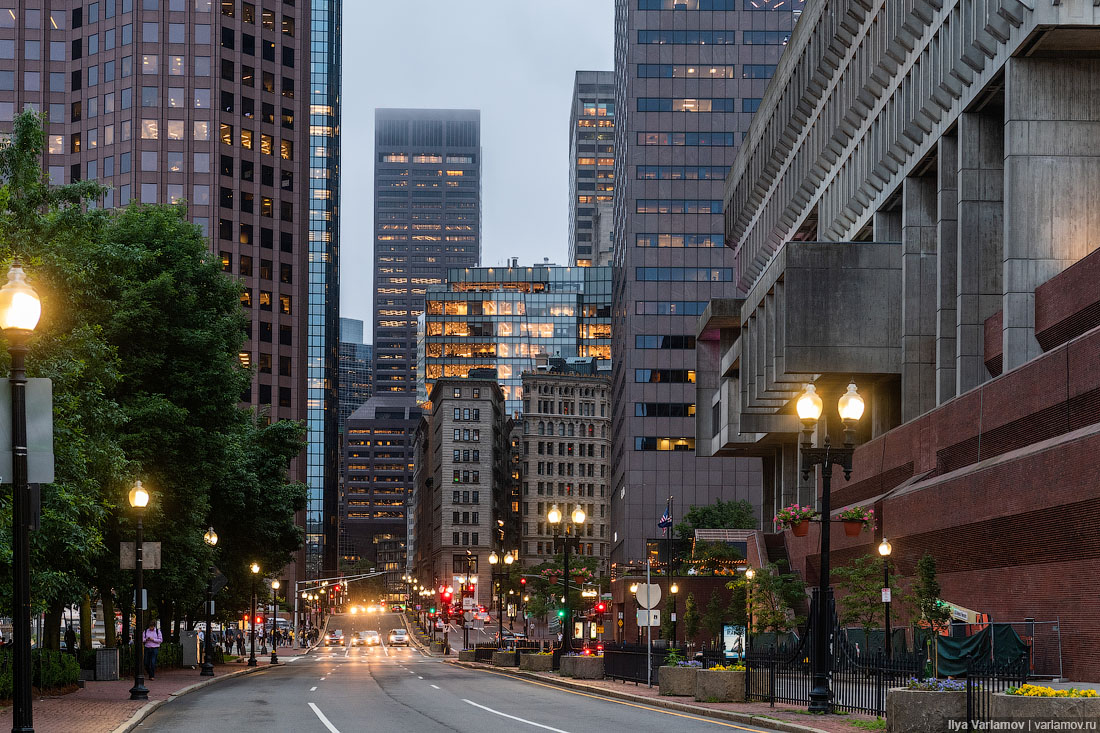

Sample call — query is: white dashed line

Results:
[308,702,342,733]
[310,686,317,692]
[417,675,423,679]
[431,684,440,690]
[462,700,571,732]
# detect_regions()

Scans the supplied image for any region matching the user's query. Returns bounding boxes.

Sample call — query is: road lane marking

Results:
[462,699,571,733]
[308,702,342,733]
[467,667,769,732]
[310,686,317,691]
[320,677,326,681]
[431,684,440,689]
[417,675,424,679]
[344,647,350,658]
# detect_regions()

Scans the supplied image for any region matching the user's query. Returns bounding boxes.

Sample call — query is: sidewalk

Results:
[448,660,884,733]
[0,644,301,733]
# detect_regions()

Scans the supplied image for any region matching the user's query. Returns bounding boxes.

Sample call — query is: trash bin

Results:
[181,631,200,667]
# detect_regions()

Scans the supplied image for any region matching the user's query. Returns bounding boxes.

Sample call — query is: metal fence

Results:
[602,643,676,684]
[965,653,1029,731]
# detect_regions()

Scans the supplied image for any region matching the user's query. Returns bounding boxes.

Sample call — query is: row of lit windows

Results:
[219,252,293,282]
[451,470,480,483]
[576,119,615,128]
[636,199,723,214]
[220,124,294,159]
[635,402,696,417]
[637,132,735,146]
[635,369,696,384]
[636,166,727,181]
[637,30,790,45]
[634,437,695,451]
[638,98,736,113]
[635,267,733,282]
[378,153,476,165]
[576,157,615,167]
[638,64,734,79]
[639,0,803,8]
[220,1,297,36]
[636,233,722,248]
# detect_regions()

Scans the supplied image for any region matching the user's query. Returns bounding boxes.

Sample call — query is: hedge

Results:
[0,649,81,699]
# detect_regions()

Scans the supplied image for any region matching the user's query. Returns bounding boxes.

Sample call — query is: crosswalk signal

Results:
[557,609,565,619]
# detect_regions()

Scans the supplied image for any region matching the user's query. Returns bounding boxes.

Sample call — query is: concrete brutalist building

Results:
[696,0,1100,680]
[608,0,802,570]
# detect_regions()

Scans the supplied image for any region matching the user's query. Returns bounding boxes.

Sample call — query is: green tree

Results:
[727,581,747,628]
[675,499,756,540]
[833,554,908,637]
[661,592,676,642]
[683,592,700,647]
[915,553,952,630]
[702,589,727,648]
[728,563,806,632]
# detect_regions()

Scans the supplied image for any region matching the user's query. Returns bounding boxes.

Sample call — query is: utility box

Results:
[181,631,200,667]
[95,648,119,681]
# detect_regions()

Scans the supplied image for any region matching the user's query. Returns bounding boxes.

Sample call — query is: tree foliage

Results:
[915,553,952,631]
[728,563,807,632]
[833,554,909,636]
[674,499,756,540]
[702,589,728,647]
[683,592,700,646]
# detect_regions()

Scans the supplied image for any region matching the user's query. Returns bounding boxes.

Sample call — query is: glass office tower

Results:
[609,0,801,568]
[569,70,616,267]
[419,264,612,414]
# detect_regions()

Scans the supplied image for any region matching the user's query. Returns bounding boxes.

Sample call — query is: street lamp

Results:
[488,549,515,648]
[797,381,865,714]
[127,481,151,701]
[879,539,893,660]
[200,527,218,677]
[2,260,41,731]
[670,582,679,644]
[629,582,639,644]
[744,568,755,657]
[248,562,260,667]
[270,580,280,665]
[547,504,585,665]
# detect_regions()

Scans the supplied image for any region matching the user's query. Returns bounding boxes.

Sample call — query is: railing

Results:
[965,653,1029,731]
[602,643,676,684]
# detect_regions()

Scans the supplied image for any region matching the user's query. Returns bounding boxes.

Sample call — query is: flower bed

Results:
[991,686,1100,724]
[519,653,553,672]
[694,668,746,703]
[885,681,966,733]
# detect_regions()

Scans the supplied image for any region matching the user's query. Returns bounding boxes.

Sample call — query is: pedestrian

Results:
[64,624,76,655]
[143,619,162,680]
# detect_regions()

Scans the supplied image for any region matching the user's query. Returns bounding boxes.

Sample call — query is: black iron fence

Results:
[964,653,1029,731]
[602,643,678,684]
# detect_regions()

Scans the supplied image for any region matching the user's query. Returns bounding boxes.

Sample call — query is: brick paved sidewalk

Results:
[0,644,302,733]
[450,660,884,733]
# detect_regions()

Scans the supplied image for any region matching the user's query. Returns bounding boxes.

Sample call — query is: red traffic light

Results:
[334,584,341,592]
[595,602,606,613]
[520,578,526,585]
[255,615,264,624]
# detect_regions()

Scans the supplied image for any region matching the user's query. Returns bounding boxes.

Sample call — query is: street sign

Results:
[462,597,475,611]
[463,610,474,622]
[882,588,892,603]
[596,625,604,634]
[617,619,623,628]
[636,609,660,627]
[120,542,162,570]
[634,583,662,609]
[0,379,54,484]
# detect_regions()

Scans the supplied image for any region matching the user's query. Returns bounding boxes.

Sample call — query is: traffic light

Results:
[335,584,341,592]
[595,602,606,614]
[520,578,526,586]
[557,609,565,619]
[430,607,436,614]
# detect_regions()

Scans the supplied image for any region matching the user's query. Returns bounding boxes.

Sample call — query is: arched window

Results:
[558,423,566,436]
[538,421,545,436]
[568,423,575,437]
[601,425,607,438]
[588,424,594,437]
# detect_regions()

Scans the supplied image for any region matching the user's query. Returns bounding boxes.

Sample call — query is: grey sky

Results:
[338,1,614,333]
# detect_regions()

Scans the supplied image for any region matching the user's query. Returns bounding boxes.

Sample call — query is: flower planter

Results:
[559,655,603,679]
[791,520,810,537]
[990,692,1100,723]
[519,654,553,672]
[843,520,863,536]
[491,650,518,667]
[658,665,696,696]
[694,669,745,702]
[885,688,966,733]
[457,649,477,662]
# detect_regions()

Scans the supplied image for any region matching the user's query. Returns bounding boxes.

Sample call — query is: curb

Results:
[111,664,276,733]
[446,660,832,733]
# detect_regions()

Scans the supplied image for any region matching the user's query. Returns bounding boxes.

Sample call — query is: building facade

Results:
[411,378,508,609]
[419,263,611,414]
[0,0,340,580]
[608,0,800,569]
[520,363,612,575]
[696,0,1100,681]
[338,317,372,435]
[341,393,420,572]
[568,70,616,268]
[372,108,481,397]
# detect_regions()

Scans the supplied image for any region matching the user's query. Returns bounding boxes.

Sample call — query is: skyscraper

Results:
[372,108,481,396]
[0,1,341,581]
[608,0,801,568]
[338,317,373,435]
[568,71,616,268]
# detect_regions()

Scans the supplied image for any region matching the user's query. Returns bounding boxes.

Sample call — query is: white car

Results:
[387,628,409,646]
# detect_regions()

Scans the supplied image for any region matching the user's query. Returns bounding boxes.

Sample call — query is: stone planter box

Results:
[886,688,966,733]
[694,669,746,703]
[457,649,477,662]
[491,650,518,667]
[991,692,1100,723]
[658,665,696,696]
[520,654,553,672]
[430,641,447,654]
[560,655,604,679]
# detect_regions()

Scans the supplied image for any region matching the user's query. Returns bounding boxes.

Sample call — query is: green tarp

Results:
[934,624,1029,676]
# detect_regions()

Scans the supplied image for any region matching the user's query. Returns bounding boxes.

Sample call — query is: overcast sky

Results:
[338,1,615,333]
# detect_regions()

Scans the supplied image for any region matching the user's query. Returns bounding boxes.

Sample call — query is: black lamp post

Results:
[796,381,865,714]
[270,580,280,665]
[2,260,42,732]
[248,563,260,667]
[548,504,585,666]
[488,549,515,649]
[128,481,151,701]
[878,539,893,660]
[744,568,755,657]
[200,527,218,677]
[462,550,475,651]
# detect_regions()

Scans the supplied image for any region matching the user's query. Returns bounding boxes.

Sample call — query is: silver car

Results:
[387,628,409,646]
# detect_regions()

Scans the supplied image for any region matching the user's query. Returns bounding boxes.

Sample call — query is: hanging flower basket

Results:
[837,506,875,535]
[775,505,817,535]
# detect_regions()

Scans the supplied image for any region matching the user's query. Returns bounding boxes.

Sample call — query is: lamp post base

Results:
[200,662,214,677]
[247,657,257,667]
[808,679,831,713]
[129,682,149,701]
[270,652,279,665]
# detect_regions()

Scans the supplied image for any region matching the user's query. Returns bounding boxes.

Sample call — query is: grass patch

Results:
[850,718,886,731]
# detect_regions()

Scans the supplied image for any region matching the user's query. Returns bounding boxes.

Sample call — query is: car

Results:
[391,604,403,612]
[324,629,344,647]
[362,630,381,646]
[387,628,409,646]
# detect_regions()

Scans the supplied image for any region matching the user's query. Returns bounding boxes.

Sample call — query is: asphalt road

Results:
[138,612,783,733]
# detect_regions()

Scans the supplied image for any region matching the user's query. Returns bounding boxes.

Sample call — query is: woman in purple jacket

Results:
[143,619,162,680]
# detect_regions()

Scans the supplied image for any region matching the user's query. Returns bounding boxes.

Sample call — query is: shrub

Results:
[0,649,81,698]
[906,677,966,692]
